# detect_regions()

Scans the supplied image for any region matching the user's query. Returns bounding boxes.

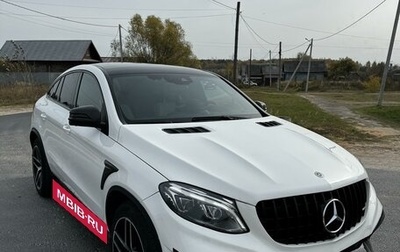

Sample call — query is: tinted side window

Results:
[76,73,104,111]
[47,79,61,101]
[59,73,80,109]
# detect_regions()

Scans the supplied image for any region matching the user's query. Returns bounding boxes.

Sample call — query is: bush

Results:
[364,76,381,92]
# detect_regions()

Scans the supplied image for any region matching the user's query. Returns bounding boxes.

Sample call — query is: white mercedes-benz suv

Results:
[30,63,384,252]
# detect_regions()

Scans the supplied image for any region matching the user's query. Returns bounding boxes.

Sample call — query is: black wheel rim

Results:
[112,217,144,252]
[32,145,43,191]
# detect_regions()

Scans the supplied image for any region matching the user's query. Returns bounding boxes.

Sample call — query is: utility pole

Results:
[233,2,241,85]
[249,49,252,83]
[378,0,400,106]
[284,43,311,91]
[305,38,313,92]
[278,42,282,90]
[269,50,272,86]
[119,24,123,62]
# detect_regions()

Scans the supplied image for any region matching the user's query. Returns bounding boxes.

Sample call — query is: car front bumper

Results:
[144,181,384,252]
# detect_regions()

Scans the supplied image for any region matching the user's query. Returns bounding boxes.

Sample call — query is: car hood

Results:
[118,117,367,205]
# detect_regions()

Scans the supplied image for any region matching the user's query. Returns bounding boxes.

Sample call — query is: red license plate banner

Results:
[52,180,108,243]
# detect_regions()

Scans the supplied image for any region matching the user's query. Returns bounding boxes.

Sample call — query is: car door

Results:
[42,72,81,183]
[63,71,115,215]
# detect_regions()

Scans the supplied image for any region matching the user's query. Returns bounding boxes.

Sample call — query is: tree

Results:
[112,14,199,68]
[327,57,358,80]
[296,52,310,61]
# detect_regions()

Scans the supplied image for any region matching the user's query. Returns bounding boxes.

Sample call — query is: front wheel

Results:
[109,203,161,252]
[32,139,52,197]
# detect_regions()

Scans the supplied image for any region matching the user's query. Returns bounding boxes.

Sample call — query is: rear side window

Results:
[47,79,61,101]
[59,73,81,109]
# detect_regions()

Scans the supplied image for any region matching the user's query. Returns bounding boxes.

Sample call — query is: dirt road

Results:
[302,94,400,171]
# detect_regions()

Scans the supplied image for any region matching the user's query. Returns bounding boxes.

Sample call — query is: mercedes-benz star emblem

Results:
[322,199,346,234]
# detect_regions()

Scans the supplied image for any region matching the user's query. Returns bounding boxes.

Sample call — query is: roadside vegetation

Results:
[306,92,400,127]
[357,106,400,127]
[0,84,47,106]
[243,88,375,142]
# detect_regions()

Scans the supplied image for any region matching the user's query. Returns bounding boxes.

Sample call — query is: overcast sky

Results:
[1,0,399,64]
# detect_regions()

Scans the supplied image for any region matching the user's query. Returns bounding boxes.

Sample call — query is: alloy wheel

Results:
[112,217,144,252]
[32,145,43,191]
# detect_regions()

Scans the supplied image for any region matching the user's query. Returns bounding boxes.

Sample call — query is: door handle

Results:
[40,113,47,121]
[62,124,71,134]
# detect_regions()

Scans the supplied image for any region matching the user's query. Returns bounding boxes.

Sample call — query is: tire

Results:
[109,203,162,252]
[32,138,52,197]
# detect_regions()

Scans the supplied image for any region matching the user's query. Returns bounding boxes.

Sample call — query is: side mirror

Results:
[69,105,101,128]
[254,100,267,111]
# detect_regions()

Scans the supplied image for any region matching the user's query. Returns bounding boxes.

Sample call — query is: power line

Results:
[0,0,117,28]
[244,15,331,34]
[0,11,233,21]
[0,11,129,21]
[314,0,387,41]
[208,0,236,11]
[13,0,227,12]
[240,15,278,46]
[167,13,233,19]
[282,41,309,53]
[241,0,387,54]
[316,44,390,50]
[1,10,115,37]
[243,14,391,42]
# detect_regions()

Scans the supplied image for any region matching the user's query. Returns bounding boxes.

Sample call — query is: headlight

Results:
[159,182,248,234]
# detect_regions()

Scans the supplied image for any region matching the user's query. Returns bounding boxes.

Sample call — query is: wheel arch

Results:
[30,128,41,147]
[107,186,162,251]
[105,186,156,229]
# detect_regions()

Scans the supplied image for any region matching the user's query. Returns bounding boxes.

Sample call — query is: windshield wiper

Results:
[191,115,246,122]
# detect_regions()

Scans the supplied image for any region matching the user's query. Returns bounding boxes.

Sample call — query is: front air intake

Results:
[257,121,282,127]
[163,127,210,134]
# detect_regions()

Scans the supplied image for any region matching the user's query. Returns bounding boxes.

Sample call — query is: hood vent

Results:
[163,127,210,134]
[257,121,282,128]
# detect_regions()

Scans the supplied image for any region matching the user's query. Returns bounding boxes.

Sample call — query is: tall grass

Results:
[0,83,48,106]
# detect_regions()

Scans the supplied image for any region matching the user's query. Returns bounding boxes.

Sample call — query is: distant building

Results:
[283,60,327,82]
[240,63,283,86]
[0,40,102,84]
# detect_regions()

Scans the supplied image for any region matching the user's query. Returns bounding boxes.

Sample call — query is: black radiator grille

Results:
[256,180,367,245]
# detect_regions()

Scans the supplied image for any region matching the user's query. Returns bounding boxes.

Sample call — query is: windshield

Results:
[109,73,263,124]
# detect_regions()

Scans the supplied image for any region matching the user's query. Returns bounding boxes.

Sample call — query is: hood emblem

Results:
[322,199,346,234]
[314,171,324,178]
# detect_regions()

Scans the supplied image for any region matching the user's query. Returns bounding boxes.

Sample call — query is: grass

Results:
[309,91,400,104]
[357,106,400,127]
[243,88,374,142]
[309,91,400,128]
[0,84,48,106]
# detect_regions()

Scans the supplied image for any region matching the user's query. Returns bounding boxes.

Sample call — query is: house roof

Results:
[0,40,102,62]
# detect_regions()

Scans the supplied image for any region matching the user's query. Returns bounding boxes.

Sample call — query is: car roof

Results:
[92,62,212,76]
